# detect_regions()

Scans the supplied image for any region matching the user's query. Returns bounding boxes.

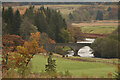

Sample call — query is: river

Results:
[67,38,95,58]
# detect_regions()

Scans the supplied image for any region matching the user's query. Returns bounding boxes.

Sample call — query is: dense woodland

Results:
[2,6,84,43]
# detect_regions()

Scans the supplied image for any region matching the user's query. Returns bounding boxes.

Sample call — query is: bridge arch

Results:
[40,43,91,56]
[77,46,93,57]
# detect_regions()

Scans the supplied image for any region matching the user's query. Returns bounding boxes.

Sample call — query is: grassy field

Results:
[81,26,117,34]
[30,54,117,78]
[72,20,118,34]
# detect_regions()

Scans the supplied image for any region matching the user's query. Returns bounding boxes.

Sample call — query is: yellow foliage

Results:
[30,32,40,42]
[37,46,46,53]
[16,46,28,55]
[17,32,46,55]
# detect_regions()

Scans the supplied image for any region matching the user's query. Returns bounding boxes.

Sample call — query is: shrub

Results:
[91,38,118,58]
[55,46,65,55]
[55,46,71,57]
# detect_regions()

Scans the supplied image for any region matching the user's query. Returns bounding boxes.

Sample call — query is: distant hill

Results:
[2,2,118,7]
[1,0,119,2]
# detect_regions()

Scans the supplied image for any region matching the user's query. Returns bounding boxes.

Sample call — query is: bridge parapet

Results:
[40,43,91,56]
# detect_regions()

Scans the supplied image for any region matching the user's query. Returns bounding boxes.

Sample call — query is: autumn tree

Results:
[2,34,24,52]
[2,32,45,77]
[17,32,45,66]
[16,32,45,76]
[2,34,24,70]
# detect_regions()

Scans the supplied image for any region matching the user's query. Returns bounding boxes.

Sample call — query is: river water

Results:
[67,38,95,57]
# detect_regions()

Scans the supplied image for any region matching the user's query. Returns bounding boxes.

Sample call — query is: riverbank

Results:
[53,53,119,65]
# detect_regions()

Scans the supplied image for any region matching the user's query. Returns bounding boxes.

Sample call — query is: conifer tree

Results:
[45,53,56,73]
[34,10,48,33]
[20,17,38,40]
[7,7,14,24]
[2,7,5,20]
[5,7,14,34]
[12,9,21,35]
[24,6,34,23]
[96,10,103,20]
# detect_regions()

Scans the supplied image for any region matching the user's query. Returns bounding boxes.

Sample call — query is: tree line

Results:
[2,2,118,7]
[2,6,84,43]
[68,6,118,23]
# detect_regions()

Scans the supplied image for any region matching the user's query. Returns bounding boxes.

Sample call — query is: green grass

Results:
[30,55,116,78]
[81,26,117,34]
[67,56,119,64]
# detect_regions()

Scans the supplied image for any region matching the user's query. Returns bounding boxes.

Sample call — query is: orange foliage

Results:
[30,32,40,42]
[2,34,24,52]
[3,32,46,70]
[17,32,45,55]
[16,32,45,67]
[16,46,28,55]
[37,46,46,53]
[7,52,25,68]
[2,34,24,69]
[3,32,56,71]
[48,38,56,44]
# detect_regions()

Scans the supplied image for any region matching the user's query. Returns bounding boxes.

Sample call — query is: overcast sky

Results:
[1,0,120,2]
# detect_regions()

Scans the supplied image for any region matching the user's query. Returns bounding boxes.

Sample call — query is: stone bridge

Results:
[40,43,91,56]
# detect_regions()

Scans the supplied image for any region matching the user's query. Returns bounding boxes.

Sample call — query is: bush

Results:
[91,38,118,58]
[55,46,65,55]
[55,46,71,57]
